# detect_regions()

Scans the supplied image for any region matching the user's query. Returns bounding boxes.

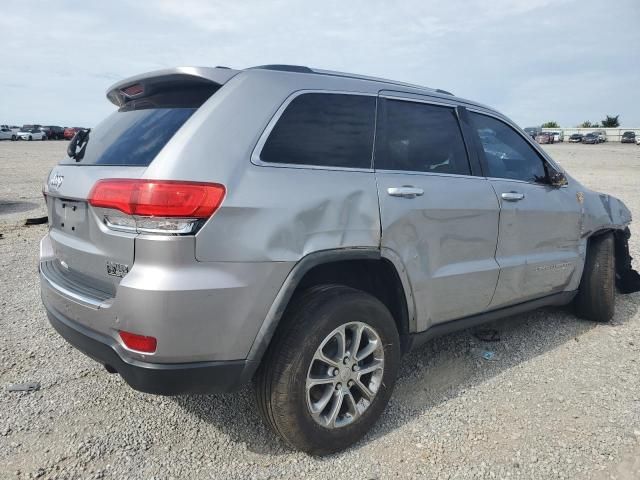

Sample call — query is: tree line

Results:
[541,115,620,129]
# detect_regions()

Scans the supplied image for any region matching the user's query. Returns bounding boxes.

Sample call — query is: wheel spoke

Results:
[309,385,334,414]
[306,375,336,389]
[327,390,345,427]
[343,390,358,418]
[356,358,384,376]
[316,351,340,369]
[350,323,364,357]
[354,378,375,400]
[355,337,378,361]
[334,326,347,359]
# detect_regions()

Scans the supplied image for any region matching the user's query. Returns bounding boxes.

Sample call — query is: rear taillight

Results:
[88,179,225,235]
[119,330,157,353]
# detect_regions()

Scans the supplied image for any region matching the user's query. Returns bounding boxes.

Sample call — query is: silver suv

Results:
[40,65,637,455]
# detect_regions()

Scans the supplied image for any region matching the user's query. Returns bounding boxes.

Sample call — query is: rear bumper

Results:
[46,306,249,395]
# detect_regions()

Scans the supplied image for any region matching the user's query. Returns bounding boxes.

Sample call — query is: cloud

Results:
[0,0,638,127]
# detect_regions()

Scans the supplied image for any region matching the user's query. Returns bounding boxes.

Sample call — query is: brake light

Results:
[89,179,225,218]
[121,83,144,97]
[119,330,157,353]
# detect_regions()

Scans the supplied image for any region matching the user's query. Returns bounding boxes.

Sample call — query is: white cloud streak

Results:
[0,0,638,127]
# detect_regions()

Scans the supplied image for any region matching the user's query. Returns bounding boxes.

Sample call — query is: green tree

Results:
[541,121,559,128]
[579,121,594,128]
[601,115,620,128]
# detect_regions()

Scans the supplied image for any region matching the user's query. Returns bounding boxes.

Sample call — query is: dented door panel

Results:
[488,180,583,308]
[376,172,500,331]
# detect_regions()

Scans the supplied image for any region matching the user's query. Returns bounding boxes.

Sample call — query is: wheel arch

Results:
[241,248,415,383]
[584,227,638,294]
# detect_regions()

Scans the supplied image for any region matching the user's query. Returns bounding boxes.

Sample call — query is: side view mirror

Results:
[548,168,567,187]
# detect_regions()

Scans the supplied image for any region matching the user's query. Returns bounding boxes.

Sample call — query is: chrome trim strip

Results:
[375,169,481,180]
[40,264,109,310]
[378,94,458,108]
[485,176,568,188]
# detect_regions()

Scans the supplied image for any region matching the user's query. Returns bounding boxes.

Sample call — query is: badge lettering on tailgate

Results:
[106,261,129,278]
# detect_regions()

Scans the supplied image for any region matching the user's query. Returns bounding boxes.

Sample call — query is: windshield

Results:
[63,108,195,166]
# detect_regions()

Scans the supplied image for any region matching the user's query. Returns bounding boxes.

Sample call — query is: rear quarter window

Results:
[260,93,376,169]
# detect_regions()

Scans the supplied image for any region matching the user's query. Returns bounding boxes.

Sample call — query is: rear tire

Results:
[574,233,615,322]
[254,285,400,455]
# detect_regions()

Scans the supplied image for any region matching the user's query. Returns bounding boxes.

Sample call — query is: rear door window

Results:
[374,99,471,175]
[260,93,376,169]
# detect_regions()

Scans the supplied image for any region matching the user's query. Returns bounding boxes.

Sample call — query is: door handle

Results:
[501,191,525,202]
[387,186,424,198]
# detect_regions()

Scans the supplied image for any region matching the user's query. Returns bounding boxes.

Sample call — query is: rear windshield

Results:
[63,108,195,166]
[63,84,217,166]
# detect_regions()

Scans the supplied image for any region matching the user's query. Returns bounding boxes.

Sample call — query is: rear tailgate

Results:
[45,165,145,294]
[43,67,239,296]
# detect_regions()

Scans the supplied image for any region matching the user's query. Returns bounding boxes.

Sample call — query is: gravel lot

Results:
[1,141,639,479]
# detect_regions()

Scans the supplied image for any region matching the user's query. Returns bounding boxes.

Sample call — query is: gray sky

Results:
[1,0,638,128]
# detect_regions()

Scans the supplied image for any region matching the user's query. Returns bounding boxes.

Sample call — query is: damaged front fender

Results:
[582,191,638,294]
[582,192,632,237]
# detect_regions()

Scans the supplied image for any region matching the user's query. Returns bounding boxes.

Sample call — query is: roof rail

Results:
[247,64,456,97]
[249,64,314,73]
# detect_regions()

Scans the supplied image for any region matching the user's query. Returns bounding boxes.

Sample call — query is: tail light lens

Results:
[88,179,225,235]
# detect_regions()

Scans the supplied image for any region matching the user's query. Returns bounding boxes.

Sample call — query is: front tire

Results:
[254,285,400,455]
[574,233,615,322]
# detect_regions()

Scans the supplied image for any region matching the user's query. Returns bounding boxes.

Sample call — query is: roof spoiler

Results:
[106,66,239,107]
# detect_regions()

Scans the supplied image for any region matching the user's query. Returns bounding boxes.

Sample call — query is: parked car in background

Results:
[551,131,564,142]
[582,133,599,144]
[0,127,17,141]
[22,124,42,132]
[636,135,640,145]
[621,131,636,144]
[535,132,554,144]
[17,128,47,141]
[42,126,65,140]
[64,127,82,140]
[593,130,607,143]
[524,127,542,138]
[39,64,637,455]
[568,133,583,143]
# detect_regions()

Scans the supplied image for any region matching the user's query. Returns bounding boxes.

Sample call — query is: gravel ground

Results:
[1,141,639,479]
